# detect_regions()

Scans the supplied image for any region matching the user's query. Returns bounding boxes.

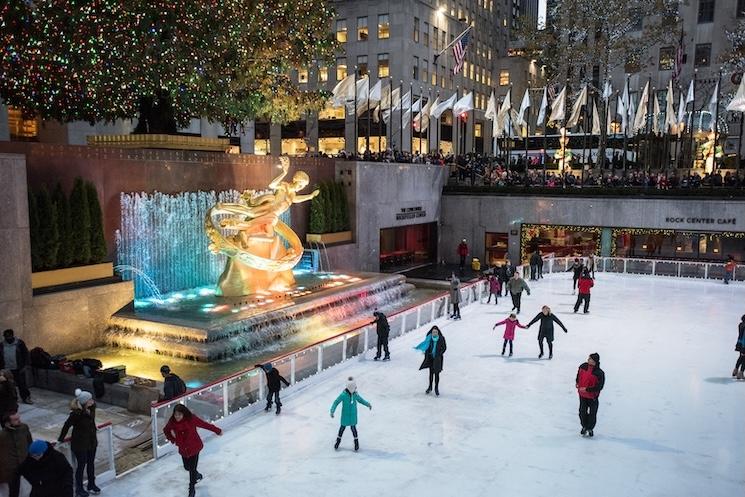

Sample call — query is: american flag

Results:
[673,28,685,82]
[452,28,471,75]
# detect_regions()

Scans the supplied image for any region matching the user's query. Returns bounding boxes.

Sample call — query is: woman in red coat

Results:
[164,404,222,497]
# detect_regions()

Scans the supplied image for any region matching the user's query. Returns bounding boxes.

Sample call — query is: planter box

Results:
[32,262,114,289]
[306,231,353,245]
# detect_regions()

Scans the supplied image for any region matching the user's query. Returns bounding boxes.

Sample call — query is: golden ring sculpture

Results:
[205,157,319,296]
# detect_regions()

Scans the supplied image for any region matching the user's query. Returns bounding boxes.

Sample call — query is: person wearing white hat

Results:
[330,376,372,451]
[58,389,99,496]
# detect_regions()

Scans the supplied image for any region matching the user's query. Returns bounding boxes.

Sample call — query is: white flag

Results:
[517,88,531,127]
[566,85,587,128]
[368,80,382,106]
[453,92,474,117]
[413,98,433,132]
[330,74,356,107]
[606,100,613,135]
[548,86,566,124]
[617,95,627,133]
[427,96,441,117]
[379,87,400,124]
[345,76,370,116]
[664,80,677,133]
[708,81,718,131]
[431,93,457,119]
[627,96,637,136]
[485,91,498,121]
[392,89,409,111]
[621,80,630,111]
[652,92,661,135]
[632,81,649,133]
[727,76,745,112]
[676,91,686,136]
[592,100,601,135]
[685,80,694,104]
[411,97,422,113]
[602,80,613,101]
[536,87,548,126]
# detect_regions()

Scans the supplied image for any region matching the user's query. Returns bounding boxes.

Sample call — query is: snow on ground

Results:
[106,273,745,497]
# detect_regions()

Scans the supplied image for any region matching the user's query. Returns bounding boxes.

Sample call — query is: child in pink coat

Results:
[493,313,527,356]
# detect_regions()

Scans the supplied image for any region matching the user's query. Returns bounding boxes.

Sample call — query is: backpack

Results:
[30,347,53,369]
[172,375,187,396]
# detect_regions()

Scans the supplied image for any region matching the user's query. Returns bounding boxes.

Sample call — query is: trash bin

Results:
[471,258,481,271]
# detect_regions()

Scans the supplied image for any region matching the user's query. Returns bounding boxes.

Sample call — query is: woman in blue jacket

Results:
[330,377,371,451]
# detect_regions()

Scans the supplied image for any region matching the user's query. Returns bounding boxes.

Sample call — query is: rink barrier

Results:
[55,422,116,485]
[148,278,490,460]
[544,256,744,282]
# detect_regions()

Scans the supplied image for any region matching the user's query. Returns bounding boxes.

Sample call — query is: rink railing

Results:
[541,256,744,282]
[149,278,490,460]
[56,422,116,485]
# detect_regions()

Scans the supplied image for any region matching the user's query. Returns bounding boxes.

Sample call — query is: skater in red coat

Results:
[576,353,605,437]
[573,270,594,314]
[493,313,527,356]
[164,404,222,497]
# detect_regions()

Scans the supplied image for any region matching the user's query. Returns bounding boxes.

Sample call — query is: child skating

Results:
[330,377,372,451]
[255,363,290,414]
[493,313,527,356]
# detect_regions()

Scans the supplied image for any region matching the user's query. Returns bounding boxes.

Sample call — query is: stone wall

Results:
[338,161,449,271]
[0,142,336,258]
[440,194,745,264]
[23,281,133,354]
[0,153,32,334]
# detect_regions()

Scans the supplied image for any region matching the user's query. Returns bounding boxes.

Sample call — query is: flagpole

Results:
[366,79,371,153]
[399,79,404,153]
[434,25,472,63]
[428,86,433,154]
[582,90,589,177]
[644,78,652,173]
[353,67,358,156]
[674,85,681,170]
[388,76,393,152]
[409,81,413,153]
[435,91,441,155]
[622,76,628,173]
[713,70,721,172]
[507,87,513,174]
[525,84,530,169]
[689,69,697,169]
[455,86,460,157]
[419,86,424,155]
[739,112,744,170]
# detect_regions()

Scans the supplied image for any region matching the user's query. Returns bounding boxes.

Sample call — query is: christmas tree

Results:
[0,0,337,133]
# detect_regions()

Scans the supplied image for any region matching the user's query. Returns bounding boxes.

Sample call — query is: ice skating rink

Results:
[108,273,745,497]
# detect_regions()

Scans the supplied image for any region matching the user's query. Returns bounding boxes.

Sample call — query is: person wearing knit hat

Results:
[254,362,290,414]
[0,410,33,497]
[330,376,371,451]
[575,353,605,437]
[58,389,99,496]
[20,439,74,497]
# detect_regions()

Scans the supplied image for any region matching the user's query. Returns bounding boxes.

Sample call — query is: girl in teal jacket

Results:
[330,377,372,451]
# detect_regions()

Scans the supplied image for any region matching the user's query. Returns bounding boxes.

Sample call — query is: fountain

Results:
[97,158,422,374]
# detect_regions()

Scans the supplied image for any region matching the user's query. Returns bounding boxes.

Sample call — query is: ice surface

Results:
[106,273,745,497]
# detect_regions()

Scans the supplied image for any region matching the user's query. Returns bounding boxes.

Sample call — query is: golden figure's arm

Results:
[292,190,320,204]
[268,157,290,189]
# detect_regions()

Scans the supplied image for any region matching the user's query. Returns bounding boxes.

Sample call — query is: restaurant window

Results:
[658,47,675,71]
[336,57,347,80]
[380,223,437,271]
[336,19,347,43]
[694,44,711,67]
[499,70,510,86]
[7,107,38,140]
[485,232,509,265]
[357,55,368,76]
[521,225,600,263]
[378,14,390,39]
[357,17,369,41]
[378,53,390,78]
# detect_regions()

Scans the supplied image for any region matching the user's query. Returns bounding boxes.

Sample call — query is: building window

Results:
[423,59,429,86]
[475,123,483,137]
[433,28,439,51]
[378,53,390,78]
[738,0,745,17]
[357,17,368,41]
[357,55,368,76]
[336,57,347,80]
[414,17,420,43]
[698,0,715,23]
[694,43,711,67]
[298,68,308,83]
[441,30,447,51]
[423,22,430,47]
[378,14,390,39]
[440,65,446,88]
[319,66,328,82]
[7,107,38,140]
[336,20,347,43]
[499,70,510,86]
[658,47,675,70]
[431,66,437,86]
[413,56,419,80]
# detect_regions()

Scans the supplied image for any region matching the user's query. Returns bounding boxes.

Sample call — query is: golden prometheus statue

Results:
[205,157,319,297]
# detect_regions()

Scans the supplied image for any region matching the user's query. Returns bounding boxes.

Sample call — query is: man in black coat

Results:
[256,363,290,414]
[20,440,73,497]
[527,306,568,359]
[0,329,32,405]
[160,365,187,401]
[575,353,605,437]
[529,251,541,281]
[372,311,390,361]
[536,250,544,279]
[566,259,584,294]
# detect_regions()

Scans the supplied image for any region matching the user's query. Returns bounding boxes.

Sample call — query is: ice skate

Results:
[738,370,744,380]
[538,352,543,358]
[276,405,281,415]
[508,352,513,357]
[425,386,432,394]
[373,356,380,361]
[354,438,359,451]
[588,430,594,437]
[733,368,738,377]
[548,353,553,359]
[334,437,341,450]
[435,387,440,396]
[195,473,203,484]
[383,355,390,361]
[87,484,101,495]
[580,428,586,436]
[264,404,271,412]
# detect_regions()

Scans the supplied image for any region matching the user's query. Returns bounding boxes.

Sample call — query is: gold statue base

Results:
[216,237,296,297]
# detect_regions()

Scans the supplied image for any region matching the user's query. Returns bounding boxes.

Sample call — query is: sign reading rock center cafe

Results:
[664,217,737,226]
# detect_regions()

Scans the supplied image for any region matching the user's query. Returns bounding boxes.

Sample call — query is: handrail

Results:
[57,421,113,444]
[151,278,485,408]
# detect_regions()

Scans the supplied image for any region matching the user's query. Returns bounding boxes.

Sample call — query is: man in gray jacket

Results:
[507,272,531,314]
[0,330,31,405]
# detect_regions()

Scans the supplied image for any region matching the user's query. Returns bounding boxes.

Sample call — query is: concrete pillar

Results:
[345,109,356,154]
[601,228,613,257]
[240,120,255,154]
[306,113,319,154]
[0,103,9,141]
[270,123,282,156]
[465,115,474,154]
[0,154,32,337]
